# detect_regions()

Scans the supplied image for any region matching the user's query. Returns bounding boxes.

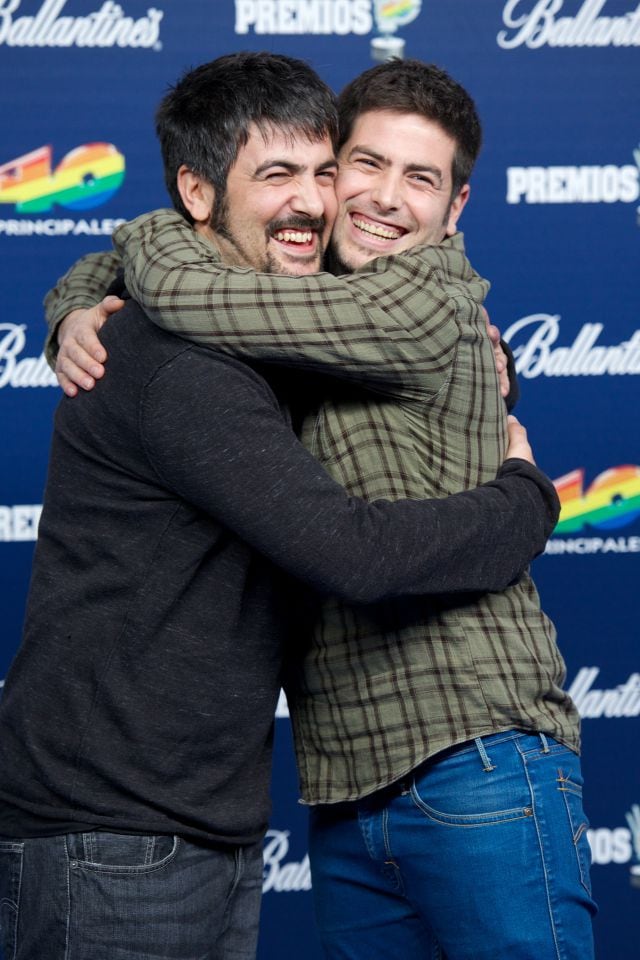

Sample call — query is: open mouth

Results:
[270,227,319,256]
[350,213,406,242]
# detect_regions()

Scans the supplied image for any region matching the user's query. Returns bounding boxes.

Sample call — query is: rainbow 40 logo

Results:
[0,143,125,214]
[555,466,640,534]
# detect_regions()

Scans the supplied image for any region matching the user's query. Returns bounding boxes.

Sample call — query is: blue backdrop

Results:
[1,1,638,957]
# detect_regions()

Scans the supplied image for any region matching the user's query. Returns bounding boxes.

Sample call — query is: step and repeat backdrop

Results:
[1,1,638,956]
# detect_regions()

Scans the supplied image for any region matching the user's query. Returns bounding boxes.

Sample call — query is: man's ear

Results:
[176,165,216,226]
[444,183,470,237]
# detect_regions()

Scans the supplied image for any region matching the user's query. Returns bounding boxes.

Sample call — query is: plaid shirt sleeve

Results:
[114,209,490,402]
[43,250,122,367]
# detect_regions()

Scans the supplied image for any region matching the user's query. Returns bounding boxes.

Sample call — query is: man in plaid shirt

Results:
[45,55,594,959]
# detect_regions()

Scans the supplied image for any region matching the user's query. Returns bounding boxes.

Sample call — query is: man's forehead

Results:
[241,122,335,163]
[341,109,456,157]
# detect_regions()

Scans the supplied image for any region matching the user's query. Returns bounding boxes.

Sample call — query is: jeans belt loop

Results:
[539,731,551,753]
[474,737,496,772]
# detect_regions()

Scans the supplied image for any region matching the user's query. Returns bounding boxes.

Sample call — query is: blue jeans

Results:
[309,731,596,960]
[0,831,263,960]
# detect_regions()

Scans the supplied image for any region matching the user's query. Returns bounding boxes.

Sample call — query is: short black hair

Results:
[338,60,482,198]
[155,51,339,223]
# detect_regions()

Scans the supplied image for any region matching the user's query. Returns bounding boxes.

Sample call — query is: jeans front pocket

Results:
[0,841,24,960]
[66,832,179,874]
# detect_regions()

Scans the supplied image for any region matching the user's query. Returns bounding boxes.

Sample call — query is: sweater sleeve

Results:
[141,350,558,603]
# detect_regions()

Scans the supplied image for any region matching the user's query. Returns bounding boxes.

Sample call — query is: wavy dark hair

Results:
[156,51,339,225]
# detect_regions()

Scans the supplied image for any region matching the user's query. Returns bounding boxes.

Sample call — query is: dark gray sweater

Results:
[0,302,559,846]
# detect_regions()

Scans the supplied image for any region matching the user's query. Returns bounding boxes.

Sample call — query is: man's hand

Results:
[483,309,510,399]
[505,415,535,465]
[55,295,124,396]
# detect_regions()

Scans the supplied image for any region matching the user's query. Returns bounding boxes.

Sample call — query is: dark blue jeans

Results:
[0,831,263,960]
[310,731,597,960]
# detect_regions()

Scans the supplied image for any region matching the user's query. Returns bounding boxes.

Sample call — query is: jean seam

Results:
[558,773,592,897]
[144,836,156,866]
[520,752,562,960]
[409,785,530,826]
[63,836,71,960]
[0,843,23,960]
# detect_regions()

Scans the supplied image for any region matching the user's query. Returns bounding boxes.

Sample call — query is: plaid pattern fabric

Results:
[45,209,581,803]
[44,251,122,366]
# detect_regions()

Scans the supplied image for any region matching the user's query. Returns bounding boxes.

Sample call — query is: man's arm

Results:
[115,208,488,402]
[45,213,515,401]
[44,250,121,365]
[143,347,557,600]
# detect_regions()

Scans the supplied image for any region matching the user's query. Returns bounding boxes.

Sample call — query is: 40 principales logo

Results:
[543,465,640,555]
[235,0,422,36]
[0,143,126,237]
[627,804,640,888]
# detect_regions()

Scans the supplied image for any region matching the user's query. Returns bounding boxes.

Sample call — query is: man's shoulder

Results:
[107,301,278,404]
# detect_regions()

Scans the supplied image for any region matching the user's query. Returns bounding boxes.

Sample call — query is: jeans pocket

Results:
[0,841,24,960]
[558,771,593,897]
[66,832,179,874]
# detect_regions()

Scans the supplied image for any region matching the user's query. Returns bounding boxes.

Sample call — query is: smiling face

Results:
[330,110,470,272]
[201,124,338,276]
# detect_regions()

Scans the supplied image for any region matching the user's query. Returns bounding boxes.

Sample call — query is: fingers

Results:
[505,415,535,465]
[54,297,123,393]
[55,345,104,393]
[486,322,501,347]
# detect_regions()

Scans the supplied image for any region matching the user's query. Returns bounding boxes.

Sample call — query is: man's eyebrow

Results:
[253,157,338,176]
[347,144,386,164]
[253,158,303,176]
[317,158,339,172]
[347,144,444,185]
[404,162,444,186]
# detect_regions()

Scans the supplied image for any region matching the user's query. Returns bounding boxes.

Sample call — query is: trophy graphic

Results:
[370,0,423,62]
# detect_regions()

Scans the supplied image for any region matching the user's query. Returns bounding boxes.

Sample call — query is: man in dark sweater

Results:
[0,55,559,960]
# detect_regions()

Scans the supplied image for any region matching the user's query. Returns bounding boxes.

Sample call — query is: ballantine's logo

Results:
[0,0,163,48]
[554,466,640,534]
[262,830,311,893]
[0,144,125,214]
[235,0,422,35]
[568,667,640,718]
[0,324,58,389]
[503,315,640,379]
[498,0,640,49]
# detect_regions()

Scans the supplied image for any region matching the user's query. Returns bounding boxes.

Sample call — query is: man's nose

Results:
[291,176,326,219]
[370,169,403,211]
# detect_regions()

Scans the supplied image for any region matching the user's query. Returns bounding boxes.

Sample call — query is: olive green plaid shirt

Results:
[44,209,580,803]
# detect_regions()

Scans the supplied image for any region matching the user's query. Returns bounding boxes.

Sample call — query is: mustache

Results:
[268,216,326,235]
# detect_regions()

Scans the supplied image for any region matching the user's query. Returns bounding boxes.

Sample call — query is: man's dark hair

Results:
[155,51,339,225]
[337,60,482,198]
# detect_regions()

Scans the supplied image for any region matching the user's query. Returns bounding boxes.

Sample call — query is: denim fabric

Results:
[309,731,597,960]
[0,831,263,960]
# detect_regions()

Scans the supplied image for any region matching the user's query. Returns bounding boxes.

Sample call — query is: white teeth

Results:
[274,230,313,244]
[352,217,401,240]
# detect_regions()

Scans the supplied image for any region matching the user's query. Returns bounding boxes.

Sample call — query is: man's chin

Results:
[267,254,323,277]
[329,242,377,274]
